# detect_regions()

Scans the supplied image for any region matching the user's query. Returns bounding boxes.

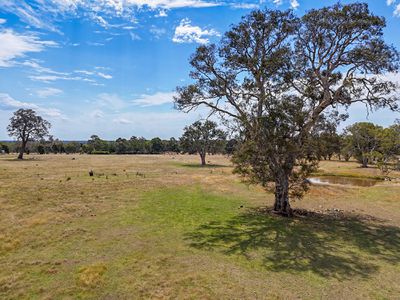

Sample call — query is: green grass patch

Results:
[311,171,386,180]
[134,186,245,232]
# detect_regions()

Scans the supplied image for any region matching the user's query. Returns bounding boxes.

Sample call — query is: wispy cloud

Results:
[155,10,168,17]
[230,3,259,9]
[113,117,133,124]
[132,92,175,107]
[0,18,7,24]
[29,74,94,83]
[75,69,113,79]
[96,93,127,111]
[1,0,221,33]
[35,87,63,98]
[386,0,400,16]
[290,0,299,9]
[21,63,112,84]
[129,32,141,40]
[0,0,61,33]
[0,29,57,67]
[395,4,400,16]
[173,18,220,44]
[0,92,65,119]
[150,26,167,39]
[90,109,105,119]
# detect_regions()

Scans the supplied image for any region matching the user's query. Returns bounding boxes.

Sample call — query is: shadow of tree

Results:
[184,209,400,279]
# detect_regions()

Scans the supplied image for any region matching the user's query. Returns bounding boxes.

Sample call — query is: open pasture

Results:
[1,154,400,299]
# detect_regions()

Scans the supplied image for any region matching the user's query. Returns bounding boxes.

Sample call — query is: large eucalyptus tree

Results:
[174,3,399,216]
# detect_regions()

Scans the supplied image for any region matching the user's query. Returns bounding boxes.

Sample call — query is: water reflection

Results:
[308,176,380,187]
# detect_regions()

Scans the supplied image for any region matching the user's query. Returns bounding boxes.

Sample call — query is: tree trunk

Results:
[18,141,26,160]
[200,152,206,166]
[273,173,293,217]
[361,156,368,168]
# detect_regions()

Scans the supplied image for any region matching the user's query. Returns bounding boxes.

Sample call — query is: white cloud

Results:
[290,0,299,9]
[90,109,105,119]
[1,0,220,32]
[0,1,61,32]
[387,0,396,5]
[113,117,133,124]
[29,74,85,83]
[93,15,109,28]
[395,4,400,16]
[273,0,283,5]
[20,59,66,75]
[75,70,95,76]
[230,3,259,9]
[173,18,220,44]
[96,93,127,111]
[0,19,7,24]
[129,32,141,40]
[87,41,105,46]
[36,87,63,98]
[132,92,175,107]
[125,0,219,9]
[75,69,112,79]
[0,30,56,67]
[155,10,168,17]
[97,72,113,79]
[0,93,64,118]
[150,26,167,39]
[25,66,111,84]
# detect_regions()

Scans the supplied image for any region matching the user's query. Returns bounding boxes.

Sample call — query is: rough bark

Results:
[18,141,26,160]
[273,172,293,217]
[200,152,206,166]
[361,156,369,168]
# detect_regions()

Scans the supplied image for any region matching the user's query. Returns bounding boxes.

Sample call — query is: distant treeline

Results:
[0,135,237,156]
[2,121,399,172]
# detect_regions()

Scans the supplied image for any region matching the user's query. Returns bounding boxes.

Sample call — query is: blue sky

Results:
[0,0,399,140]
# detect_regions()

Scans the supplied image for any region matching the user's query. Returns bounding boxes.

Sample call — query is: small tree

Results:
[7,109,51,159]
[180,120,226,165]
[345,122,382,168]
[376,124,400,176]
[0,143,10,154]
[150,137,164,154]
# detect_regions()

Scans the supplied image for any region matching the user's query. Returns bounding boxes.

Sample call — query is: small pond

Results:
[308,176,381,187]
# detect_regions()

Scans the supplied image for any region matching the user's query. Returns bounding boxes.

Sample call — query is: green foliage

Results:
[150,137,164,154]
[91,150,110,155]
[0,143,10,154]
[175,3,399,214]
[344,122,383,167]
[342,122,400,175]
[180,120,226,165]
[7,109,51,159]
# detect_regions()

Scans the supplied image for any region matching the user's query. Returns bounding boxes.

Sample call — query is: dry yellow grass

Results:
[0,154,399,299]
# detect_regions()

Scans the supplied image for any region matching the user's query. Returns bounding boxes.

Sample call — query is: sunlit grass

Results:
[1,154,399,299]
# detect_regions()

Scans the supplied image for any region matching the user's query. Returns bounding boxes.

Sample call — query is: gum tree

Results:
[180,120,226,166]
[174,4,399,216]
[7,109,51,159]
[344,122,382,168]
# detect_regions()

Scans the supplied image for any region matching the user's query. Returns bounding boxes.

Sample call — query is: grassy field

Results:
[1,154,399,299]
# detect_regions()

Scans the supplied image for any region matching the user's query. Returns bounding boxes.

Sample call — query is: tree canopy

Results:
[175,3,399,216]
[180,120,226,165]
[7,109,51,159]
